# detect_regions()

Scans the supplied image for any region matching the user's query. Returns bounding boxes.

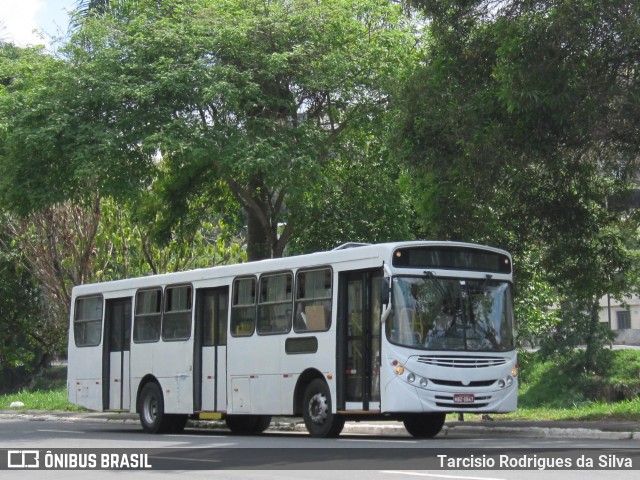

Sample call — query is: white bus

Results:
[67,241,518,438]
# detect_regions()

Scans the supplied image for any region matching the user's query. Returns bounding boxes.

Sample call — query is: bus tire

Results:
[253,415,272,433]
[302,379,344,438]
[139,382,171,434]
[225,415,272,434]
[402,412,446,438]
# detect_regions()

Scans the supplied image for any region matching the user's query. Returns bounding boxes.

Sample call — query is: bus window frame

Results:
[257,270,294,336]
[231,276,257,337]
[162,283,193,342]
[73,295,104,348]
[133,287,163,344]
[294,267,333,333]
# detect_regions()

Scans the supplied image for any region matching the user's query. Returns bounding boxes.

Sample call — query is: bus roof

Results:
[71,241,510,297]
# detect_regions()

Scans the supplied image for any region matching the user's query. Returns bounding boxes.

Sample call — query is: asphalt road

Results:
[0,414,638,479]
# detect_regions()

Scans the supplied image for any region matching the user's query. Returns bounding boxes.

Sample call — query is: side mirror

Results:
[381,277,391,305]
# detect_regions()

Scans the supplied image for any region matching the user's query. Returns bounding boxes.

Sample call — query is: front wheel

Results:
[302,379,344,438]
[403,412,446,438]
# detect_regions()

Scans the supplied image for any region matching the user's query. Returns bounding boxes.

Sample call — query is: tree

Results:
[2,0,418,261]
[0,194,246,383]
[398,0,640,366]
[0,231,61,391]
[287,112,417,254]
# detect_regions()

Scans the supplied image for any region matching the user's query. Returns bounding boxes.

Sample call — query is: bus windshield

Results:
[386,276,515,352]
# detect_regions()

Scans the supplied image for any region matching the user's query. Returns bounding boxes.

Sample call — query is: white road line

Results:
[382,471,506,480]
[338,438,418,444]
[37,429,83,434]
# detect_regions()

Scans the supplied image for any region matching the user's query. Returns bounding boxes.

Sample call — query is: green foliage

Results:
[0,239,61,392]
[287,118,416,254]
[27,365,68,392]
[1,388,80,411]
[398,0,640,360]
[513,250,560,347]
[95,197,246,279]
[53,0,418,259]
[519,349,640,408]
[507,399,640,421]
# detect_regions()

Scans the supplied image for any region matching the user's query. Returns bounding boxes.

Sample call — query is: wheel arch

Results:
[293,368,327,416]
[135,374,160,413]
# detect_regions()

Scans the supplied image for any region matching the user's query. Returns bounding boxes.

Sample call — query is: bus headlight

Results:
[498,375,515,389]
[394,363,429,389]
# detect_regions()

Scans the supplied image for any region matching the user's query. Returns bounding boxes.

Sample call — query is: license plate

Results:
[453,393,475,404]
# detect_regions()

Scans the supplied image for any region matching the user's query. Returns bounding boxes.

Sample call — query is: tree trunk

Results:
[246,207,272,261]
[584,297,601,372]
[245,176,275,261]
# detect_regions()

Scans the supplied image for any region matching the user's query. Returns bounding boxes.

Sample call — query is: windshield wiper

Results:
[423,271,448,300]
[424,271,460,335]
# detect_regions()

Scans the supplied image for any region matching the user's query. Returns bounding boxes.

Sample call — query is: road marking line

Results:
[338,438,417,444]
[382,471,506,480]
[38,429,83,434]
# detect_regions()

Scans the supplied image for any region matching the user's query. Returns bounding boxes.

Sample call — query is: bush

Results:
[518,349,640,408]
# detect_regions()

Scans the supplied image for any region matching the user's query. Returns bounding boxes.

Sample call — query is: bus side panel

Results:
[279,331,337,413]
[130,341,194,415]
[227,335,281,414]
[67,342,104,412]
[155,340,194,414]
[129,342,153,413]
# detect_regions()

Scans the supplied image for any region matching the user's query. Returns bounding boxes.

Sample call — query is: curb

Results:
[1,412,638,441]
[293,421,639,441]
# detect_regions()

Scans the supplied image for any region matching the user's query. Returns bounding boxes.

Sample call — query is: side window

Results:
[163,285,192,341]
[74,296,103,347]
[257,272,293,334]
[295,268,332,332]
[231,277,256,336]
[134,288,162,343]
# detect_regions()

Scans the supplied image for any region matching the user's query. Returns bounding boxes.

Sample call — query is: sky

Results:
[0,0,77,48]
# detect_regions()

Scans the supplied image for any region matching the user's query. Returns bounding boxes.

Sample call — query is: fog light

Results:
[407,373,415,383]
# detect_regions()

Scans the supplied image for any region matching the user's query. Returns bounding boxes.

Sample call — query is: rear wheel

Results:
[139,382,169,433]
[403,412,446,438]
[302,379,344,438]
[225,415,272,434]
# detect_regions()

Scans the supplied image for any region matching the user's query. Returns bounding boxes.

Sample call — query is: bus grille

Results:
[416,356,507,368]
[429,379,496,387]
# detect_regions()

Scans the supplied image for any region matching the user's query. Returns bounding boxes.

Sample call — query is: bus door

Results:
[102,297,132,411]
[194,287,229,412]
[338,269,382,412]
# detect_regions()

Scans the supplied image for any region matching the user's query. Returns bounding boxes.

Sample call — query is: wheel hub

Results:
[308,392,328,424]
[143,394,158,424]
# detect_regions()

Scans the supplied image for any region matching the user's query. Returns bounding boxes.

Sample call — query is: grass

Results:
[1,387,82,411]
[0,365,83,412]
[2,351,639,421]
[449,398,640,423]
